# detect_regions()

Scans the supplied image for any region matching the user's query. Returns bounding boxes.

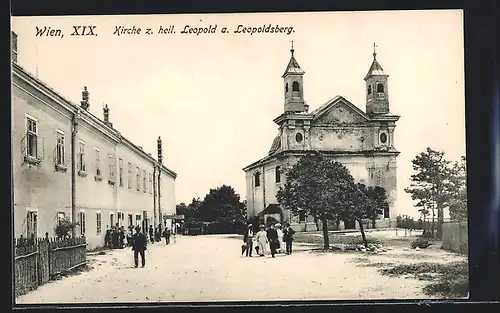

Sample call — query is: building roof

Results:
[364,51,387,80]
[259,204,283,215]
[268,133,281,155]
[282,48,305,78]
[12,62,177,179]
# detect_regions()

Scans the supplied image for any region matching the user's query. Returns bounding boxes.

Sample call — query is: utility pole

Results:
[157,136,163,231]
[153,164,157,227]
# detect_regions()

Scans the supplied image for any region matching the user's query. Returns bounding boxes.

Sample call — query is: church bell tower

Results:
[282,42,307,113]
[365,43,389,115]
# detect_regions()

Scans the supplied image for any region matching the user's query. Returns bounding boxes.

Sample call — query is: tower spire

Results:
[290,40,294,56]
[373,42,377,59]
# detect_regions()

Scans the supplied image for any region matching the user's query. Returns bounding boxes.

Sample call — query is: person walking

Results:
[242,224,254,257]
[275,223,284,254]
[255,225,268,257]
[131,226,148,268]
[266,224,279,258]
[283,223,296,255]
[148,225,155,244]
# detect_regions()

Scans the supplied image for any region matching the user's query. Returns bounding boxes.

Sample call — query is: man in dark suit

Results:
[266,224,279,258]
[242,224,254,257]
[283,223,296,255]
[131,226,148,268]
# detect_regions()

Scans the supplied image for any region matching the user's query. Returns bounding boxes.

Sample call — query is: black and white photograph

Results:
[11,10,468,304]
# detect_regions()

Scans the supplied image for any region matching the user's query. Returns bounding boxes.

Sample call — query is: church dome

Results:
[268,134,281,154]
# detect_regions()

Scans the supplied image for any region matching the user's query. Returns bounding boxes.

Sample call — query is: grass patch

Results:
[293,233,381,246]
[379,261,469,298]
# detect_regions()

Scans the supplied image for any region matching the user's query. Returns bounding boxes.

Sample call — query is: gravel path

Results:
[16,235,446,304]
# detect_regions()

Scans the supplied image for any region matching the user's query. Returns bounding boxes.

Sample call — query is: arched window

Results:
[292,81,300,92]
[367,85,372,95]
[275,166,281,183]
[285,83,288,93]
[254,172,260,187]
[377,83,384,93]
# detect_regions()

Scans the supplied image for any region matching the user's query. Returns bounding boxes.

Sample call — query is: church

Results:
[243,43,400,231]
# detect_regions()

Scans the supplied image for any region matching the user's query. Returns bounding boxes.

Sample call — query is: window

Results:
[118,158,124,187]
[377,83,384,93]
[27,211,38,238]
[79,212,86,236]
[295,132,303,143]
[136,167,140,191]
[117,212,123,226]
[380,133,388,144]
[94,148,101,176]
[108,155,116,183]
[128,214,133,227]
[254,172,260,187]
[285,83,288,92]
[57,212,65,225]
[78,141,86,173]
[128,162,132,188]
[367,85,372,95]
[148,173,153,194]
[110,213,114,228]
[292,81,300,92]
[143,170,147,193]
[96,213,102,234]
[26,116,38,158]
[275,166,281,183]
[55,131,65,166]
[135,214,142,226]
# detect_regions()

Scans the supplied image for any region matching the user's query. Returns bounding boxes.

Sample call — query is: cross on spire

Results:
[373,42,378,59]
[290,40,294,56]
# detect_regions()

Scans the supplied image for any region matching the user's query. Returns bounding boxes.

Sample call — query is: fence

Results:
[441,221,468,254]
[14,237,87,296]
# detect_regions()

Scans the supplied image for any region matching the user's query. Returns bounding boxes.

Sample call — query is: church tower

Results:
[364,43,389,115]
[282,42,307,113]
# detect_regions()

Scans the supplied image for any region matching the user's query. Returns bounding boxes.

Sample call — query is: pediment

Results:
[312,96,369,125]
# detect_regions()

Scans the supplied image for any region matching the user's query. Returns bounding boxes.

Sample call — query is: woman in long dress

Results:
[275,223,284,254]
[255,225,268,256]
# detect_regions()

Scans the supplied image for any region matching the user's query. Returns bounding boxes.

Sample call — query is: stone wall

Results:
[442,221,468,254]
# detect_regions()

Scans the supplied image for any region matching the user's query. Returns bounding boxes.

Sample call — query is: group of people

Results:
[105,223,177,251]
[148,225,177,245]
[242,222,296,258]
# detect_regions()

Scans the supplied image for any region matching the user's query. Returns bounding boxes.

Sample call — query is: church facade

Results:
[243,45,400,231]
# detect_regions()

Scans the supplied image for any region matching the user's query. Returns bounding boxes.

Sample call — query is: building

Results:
[11,32,177,249]
[243,44,400,231]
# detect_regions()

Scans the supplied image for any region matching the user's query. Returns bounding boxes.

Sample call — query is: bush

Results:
[54,217,78,239]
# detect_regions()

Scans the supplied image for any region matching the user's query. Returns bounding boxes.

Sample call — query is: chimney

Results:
[157,136,163,164]
[103,104,112,128]
[304,104,309,113]
[81,86,90,110]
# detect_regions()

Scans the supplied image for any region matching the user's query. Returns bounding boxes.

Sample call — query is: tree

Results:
[277,152,357,250]
[363,185,389,228]
[404,148,455,238]
[198,185,246,234]
[54,217,78,239]
[176,198,203,229]
[448,156,467,221]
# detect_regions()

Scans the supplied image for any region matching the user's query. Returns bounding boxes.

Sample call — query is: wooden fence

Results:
[14,237,87,296]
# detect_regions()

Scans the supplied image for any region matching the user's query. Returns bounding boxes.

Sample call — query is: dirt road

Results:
[16,234,463,304]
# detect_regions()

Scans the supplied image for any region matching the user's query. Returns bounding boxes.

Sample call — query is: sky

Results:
[11,10,465,218]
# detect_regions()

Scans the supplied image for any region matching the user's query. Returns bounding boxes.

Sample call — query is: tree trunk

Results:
[358,219,368,248]
[431,205,436,239]
[321,216,329,250]
[436,204,444,239]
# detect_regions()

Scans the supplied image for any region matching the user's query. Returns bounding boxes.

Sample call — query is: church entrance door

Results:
[344,218,356,230]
